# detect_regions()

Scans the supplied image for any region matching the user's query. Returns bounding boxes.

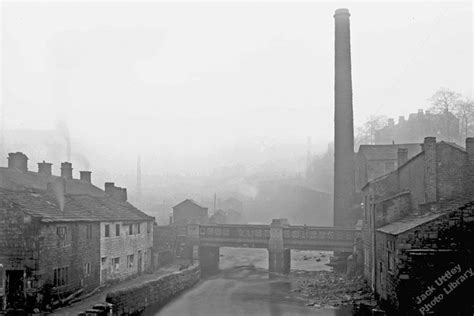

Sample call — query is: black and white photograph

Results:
[0,0,472,315]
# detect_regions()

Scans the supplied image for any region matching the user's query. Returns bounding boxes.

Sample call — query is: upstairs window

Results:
[116,224,120,237]
[84,262,91,276]
[137,223,141,234]
[129,224,133,235]
[86,224,92,239]
[57,226,67,247]
[105,224,110,238]
[147,222,151,234]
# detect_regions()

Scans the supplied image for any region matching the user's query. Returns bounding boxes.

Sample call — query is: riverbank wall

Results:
[105,263,200,315]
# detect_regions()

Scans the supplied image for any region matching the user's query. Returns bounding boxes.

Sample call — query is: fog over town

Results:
[0,1,473,315]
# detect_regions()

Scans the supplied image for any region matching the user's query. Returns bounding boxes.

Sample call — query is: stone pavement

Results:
[52,263,184,315]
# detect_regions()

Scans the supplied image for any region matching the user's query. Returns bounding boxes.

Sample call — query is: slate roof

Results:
[376,212,445,235]
[357,143,422,161]
[173,199,208,210]
[0,188,153,223]
[0,167,105,197]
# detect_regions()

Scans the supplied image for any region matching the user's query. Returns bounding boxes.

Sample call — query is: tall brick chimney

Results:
[333,8,355,227]
[423,137,437,203]
[38,161,53,176]
[80,171,92,183]
[8,152,28,172]
[61,162,73,179]
[397,148,408,167]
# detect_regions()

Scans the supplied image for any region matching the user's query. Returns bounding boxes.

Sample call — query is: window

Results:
[116,224,120,237]
[137,223,141,234]
[86,224,92,239]
[57,226,67,247]
[129,224,133,235]
[127,254,134,269]
[112,257,120,272]
[105,224,110,237]
[53,267,69,287]
[101,257,107,268]
[388,252,395,273]
[84,262,91,276]
[147,222,151,234]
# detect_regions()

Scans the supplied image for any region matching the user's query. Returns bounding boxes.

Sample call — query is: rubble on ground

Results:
[292,271,377,310]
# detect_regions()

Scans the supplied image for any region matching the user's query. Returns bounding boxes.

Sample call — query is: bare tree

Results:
[355,115,388,147]
[454,98,474,139]
[429,88,462,142]
[429,87,462,114]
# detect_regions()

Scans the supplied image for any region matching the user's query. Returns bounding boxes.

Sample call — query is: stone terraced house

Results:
[0,152,155,312]
[0,188,154,312]
[361,137,474,313]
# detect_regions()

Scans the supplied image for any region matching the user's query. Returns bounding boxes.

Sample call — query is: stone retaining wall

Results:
[105,264,200,315]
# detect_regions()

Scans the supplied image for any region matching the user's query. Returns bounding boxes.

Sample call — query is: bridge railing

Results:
[198,224,270,240]
[283,226,361,242]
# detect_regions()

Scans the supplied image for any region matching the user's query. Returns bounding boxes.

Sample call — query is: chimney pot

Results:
[334,8,350,18]
[80,171,92,183]
[38,161,53,176]
[397,148,408,167]
[8,152,28,172]
[60,162,73,179]
[105,182,115,193]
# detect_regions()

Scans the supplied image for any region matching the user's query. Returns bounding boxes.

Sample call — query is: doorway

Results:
[5,270,24,309]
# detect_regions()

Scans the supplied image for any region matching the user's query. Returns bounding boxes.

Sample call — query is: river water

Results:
[144,248,356,316]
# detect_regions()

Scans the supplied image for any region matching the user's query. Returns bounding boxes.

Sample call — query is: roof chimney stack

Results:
[104,182,127,202]
[80,171,92,183]
[8,152,28,172]
[61,162,73,179]
[38,161,52,176]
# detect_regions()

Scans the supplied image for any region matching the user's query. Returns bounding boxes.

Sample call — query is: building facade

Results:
[172,199,209,225]
[0,190,101,312]
[361,137,474,312]
[374,109,461,145]
[375,203,474,314]
[355,143,422,192]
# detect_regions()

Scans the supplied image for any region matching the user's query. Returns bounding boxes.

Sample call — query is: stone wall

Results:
[106,264,200,315]
[377,203,474,313]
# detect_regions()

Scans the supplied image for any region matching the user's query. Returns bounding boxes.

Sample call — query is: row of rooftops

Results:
[0,151,153,223]
[361,137,474,191]
[0,152,128,199]
[0,188,154,223]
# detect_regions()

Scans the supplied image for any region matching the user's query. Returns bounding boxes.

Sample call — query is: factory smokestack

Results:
[137,155,142,204]
[333,8,355,227]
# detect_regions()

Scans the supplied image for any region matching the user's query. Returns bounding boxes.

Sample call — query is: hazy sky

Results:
[1,1,472,174]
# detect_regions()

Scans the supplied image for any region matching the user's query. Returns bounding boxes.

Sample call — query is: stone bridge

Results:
[167,219,361,275]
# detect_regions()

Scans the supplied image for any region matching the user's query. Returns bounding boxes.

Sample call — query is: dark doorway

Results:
[5,270,24,309]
